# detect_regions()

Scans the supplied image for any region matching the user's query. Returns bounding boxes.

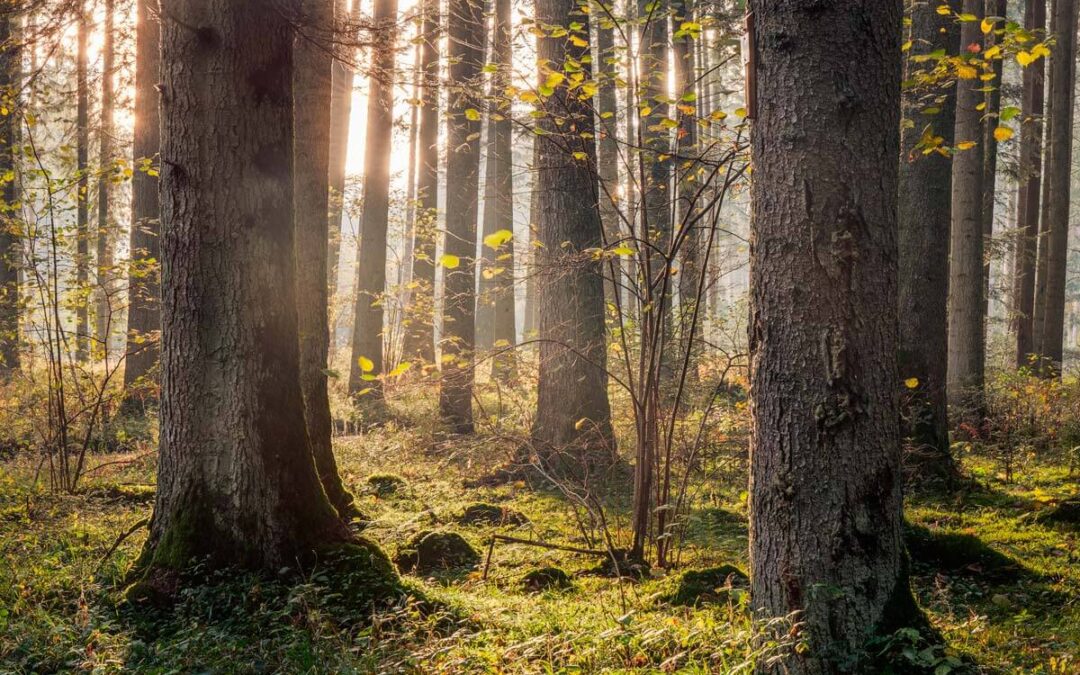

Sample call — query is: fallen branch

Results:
[482,534,609,580]
[94,517,150,577]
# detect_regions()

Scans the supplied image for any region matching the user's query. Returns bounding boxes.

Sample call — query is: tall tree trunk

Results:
[1012,0,1046,367]
[523,138,538,339]
[981,0,1006,326]
[75,2,89,363]
[295,0,358,518]
[531,0,614,461]
[479,0,515,381]
[1034,0,1078,373]
[139,0,390,577]
[897,0,959,481]
[438,0,485,433]
[592,0,620,310]
[122,0,162,408]
[673,0,699,381]
[947,0,987,411]
[1032,32,1055,362]
[348,0,398,403]
[94,0,115,360]
[402,0,439,365]
[748,0,924,670]
[0,8,21,374]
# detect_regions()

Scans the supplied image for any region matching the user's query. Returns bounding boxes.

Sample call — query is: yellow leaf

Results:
[904,378,919,389]
[440,254,461,269]
[574,417,589,430]
[993,126,1013,142]
[569,35,588,48]
[483,228,514,249]
[464,108,481,121]
[388,361,412,377]
[983,44,1002,59]
[955,140,977,150]
[1017,51,1035,67]
[572,151,588,161]
[980,18,994,34]
[612,245,634,256]
[357,356,375,373]
[734,107,748,118]
[935,4,951,15]
[956,64,978,79]
[519,91,539,104]
[901,39,913,52]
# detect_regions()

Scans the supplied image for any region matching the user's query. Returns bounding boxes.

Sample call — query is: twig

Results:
[93,517,149,577]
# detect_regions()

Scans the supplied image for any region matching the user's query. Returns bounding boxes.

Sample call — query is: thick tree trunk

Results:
[438,0,485,433]
[748,0,923,670]
[1034,0,1078,373]
[402,0,439,365]
[95,0,115,360]
[295,0,357,518]
[531,0,614,461]
[897,0,959,481]
[0,10,21,374]
[142,0,368,572]
[348,0,398,402]
[75,3,89,363]
[479,0,515,381]
[947,0,986,411]
[1012,0,1046,367]
[122,0,162,408]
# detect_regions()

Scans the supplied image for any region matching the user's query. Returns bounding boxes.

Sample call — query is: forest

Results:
[0,0,1078,672]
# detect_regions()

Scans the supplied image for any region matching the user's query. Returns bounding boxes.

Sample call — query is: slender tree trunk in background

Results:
[476,0,500,355]
[947,0,986,412]
[399,44,420,295]
[479,0,515,381]
[75,3,89,363]
[348,0,398,402]
[1032,39,1054,362]
[122,0,161,407]
[592,0,620,309]
[532,0,614,464]
[1012,0,1046,367]
[622,0,638,318]
[438,0,484,433]
[327,0,359,353]
[897,0,959,482]
[403,0,439,364]
[295,0,358,519]
[94,0,115,360]
[0,10,21,374]
[141,0,365,573]
[673,0,699,381]
[748,0,923,669]
[981,0,1006,325]
[523,138,538,338]
[1035,0,1078,373]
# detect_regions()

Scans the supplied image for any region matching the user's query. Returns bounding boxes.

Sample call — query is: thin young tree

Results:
[0,7,20,374]
[402,0,439,365]
[122,0,161,407]
[947,0,986,411]
[981,0,1006,317]
[531,0,613,461]
[438,0,485,433]
[748,0,925,669]
[136,0,398,580]
[75,2,89,362]
[94,0,115,359]
[1012,0,1046,366]
[897,0,959,481]
[592,0,620,308]
[295,0,359,518]
[327,0,360,303]
[348,0,398,402]
[1033,0,1078,373]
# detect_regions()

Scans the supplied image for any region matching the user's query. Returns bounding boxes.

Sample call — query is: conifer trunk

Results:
[0,9,21,374]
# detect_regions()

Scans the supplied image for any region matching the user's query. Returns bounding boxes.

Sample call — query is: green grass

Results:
[1,400,1077,673]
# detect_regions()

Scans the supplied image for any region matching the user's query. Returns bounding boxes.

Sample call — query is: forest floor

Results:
[1,396,1078,674]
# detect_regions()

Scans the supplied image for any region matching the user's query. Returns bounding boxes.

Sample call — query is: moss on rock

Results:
[662,565,749,607]
[521,567,573,593]
[366,473,407,497]
[456,502,529,526]
[394,530,480,575]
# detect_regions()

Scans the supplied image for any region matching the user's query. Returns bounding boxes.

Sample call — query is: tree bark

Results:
[95,0,115,360]
[402,0,439,365]
[142,0,368,572]
[981,0,1006,329]
[748,0,923,670]
[673,0,700,381]
[1012,0,1046,367]
[0,8,21,374]
[438,0,485,433]
[295,0,357,518]
[75,2,89,363]
[946,0,986,411]
[348,0,398,402]
[122,0,162,408]
[897,0,959,481]
[1034,0,1078,373]
[592,0,620,310]
[531,0,614,460]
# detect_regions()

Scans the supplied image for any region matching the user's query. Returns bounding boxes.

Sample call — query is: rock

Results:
[1036,498,1080,528]
[394,530,480,575]
[365,473,407,497]
[456,502,529,526]
[521,567,573,592]
[586,549,650,579]
[664,565,749,607]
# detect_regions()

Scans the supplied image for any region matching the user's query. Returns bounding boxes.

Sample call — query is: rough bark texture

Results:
[402,0,439,364]
[531,0,614,459]
[348,0,397,401]
[95,0,115,359]
[75,4,89,363]
[294,0,357,518]
[946,0,986,410]
[438,0,485,433]
[0,10,20,374]
[1012,0,1046,367]
[1034,0,1077,372]
[144,0,352,570]
[122,0,162,407]
[478,0,516,380]
[326,0,359,304]
[897,0,958,481]
[747,0,921,670]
